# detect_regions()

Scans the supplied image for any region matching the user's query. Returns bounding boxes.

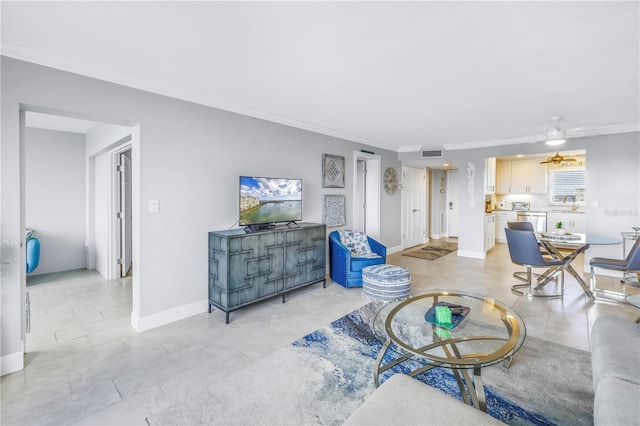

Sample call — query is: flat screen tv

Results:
[239,176,302,230]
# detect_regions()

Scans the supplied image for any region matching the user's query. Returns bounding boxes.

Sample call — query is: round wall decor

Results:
[384,167,398,195]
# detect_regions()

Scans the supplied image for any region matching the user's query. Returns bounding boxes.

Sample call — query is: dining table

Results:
[535,232,621,302]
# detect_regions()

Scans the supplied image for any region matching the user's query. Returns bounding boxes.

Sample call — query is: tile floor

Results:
[2,242,639,425]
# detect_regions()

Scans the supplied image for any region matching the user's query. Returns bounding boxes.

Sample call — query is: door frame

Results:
[352,151,380,239]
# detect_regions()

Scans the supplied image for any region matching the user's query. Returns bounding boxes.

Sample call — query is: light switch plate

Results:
[591,200,598,207]
[149,200,159,213]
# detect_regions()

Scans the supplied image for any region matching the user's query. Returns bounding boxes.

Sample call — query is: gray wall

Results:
[0,57,402,373]
[25,128,86,275]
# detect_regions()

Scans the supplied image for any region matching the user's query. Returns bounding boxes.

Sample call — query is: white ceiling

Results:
[2,1,639,151]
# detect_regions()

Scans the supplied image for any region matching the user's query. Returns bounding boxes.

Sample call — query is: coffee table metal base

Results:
[375,337,497,412]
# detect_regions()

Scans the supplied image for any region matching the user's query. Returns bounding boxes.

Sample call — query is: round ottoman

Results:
[362,264,411,302]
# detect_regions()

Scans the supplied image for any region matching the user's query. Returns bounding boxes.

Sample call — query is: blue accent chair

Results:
[26,237,40,273]
[329,230,386,288]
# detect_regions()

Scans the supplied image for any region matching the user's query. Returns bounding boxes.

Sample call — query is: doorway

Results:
[352,151,380,239]
[20,110,137,358]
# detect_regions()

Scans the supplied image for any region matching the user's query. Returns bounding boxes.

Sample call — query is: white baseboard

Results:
[430,233,447,239]
[457,249,486,260]
[131,299,209,333]
[387,244,404,254]
[1,341,24,376]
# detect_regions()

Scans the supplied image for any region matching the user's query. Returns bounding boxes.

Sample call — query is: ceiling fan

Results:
[540,152,577,164]
[543,116,566,145]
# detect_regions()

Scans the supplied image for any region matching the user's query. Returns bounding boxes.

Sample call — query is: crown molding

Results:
[1,39,399,152]
[397,145,423,152]
[444,123,640,151]
[3,38,638,155]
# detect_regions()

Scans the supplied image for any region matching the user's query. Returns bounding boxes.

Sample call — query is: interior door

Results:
[119,151,132,277]
[402,166,427,248]
[447,170,459,237]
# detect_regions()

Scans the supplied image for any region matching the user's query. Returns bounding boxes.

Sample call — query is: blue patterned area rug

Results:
[149,303,593,425]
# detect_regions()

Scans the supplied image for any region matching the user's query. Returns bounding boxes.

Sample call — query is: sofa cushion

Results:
[594,377,640,426]
[339,230,373,256]
[343,374,504,425]
[591,316,640,390]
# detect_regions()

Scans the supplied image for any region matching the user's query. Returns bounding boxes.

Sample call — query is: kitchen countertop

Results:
[489,209,585,214]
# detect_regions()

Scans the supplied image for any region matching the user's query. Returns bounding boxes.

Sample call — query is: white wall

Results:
[0,57,402,374]
[25,128,86,275]
[430,169,447,238]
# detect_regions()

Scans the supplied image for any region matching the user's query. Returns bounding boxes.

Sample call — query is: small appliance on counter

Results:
[511,201,530,211]
[497,200,512,210]
[485,199,492,213]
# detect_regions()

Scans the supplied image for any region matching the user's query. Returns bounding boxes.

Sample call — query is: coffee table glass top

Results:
[373,290,526,368]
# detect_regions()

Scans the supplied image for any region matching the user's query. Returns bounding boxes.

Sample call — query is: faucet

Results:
[563,195,578,211]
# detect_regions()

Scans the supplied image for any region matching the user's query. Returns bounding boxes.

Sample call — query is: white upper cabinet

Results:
[484,157,496,194]
[496,161,511,194]
[496,160,547,194]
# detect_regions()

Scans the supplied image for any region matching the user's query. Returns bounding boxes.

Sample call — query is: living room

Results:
[1,2,639,424]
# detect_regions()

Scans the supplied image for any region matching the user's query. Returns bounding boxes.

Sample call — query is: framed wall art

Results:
[322,154,345,188]
[323,194,346,227]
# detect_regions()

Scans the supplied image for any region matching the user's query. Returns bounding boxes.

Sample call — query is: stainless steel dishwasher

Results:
[516,211,547,232]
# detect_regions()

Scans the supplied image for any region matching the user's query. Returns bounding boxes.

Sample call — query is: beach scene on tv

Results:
[240,176,302,225]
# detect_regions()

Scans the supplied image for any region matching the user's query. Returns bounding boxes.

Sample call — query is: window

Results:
[549,170,586,205]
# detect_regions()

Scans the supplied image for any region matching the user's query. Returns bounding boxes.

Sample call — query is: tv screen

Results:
[239,176,302,226]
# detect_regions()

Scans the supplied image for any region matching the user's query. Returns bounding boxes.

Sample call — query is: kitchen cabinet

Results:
[547,212,585,234]
[494,210,517,243]
[484,214,495,251]
[496,160,547,194]
[484,157,496,194]
[496,161,511,194]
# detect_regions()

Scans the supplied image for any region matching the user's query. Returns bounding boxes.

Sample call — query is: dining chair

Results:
[507,222,556,287]
[505,228,569,298]
[590,236,640,297]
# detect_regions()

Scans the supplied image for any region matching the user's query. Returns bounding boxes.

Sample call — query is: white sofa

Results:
[343,374,504,425]
[590,316,640,425]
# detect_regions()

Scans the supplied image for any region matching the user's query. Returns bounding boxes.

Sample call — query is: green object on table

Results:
[435,305,452,324]
[435,327,452,339]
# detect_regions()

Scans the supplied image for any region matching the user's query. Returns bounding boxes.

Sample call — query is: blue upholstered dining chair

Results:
[329,230,386,288]
[590,236,640,296]
[505,228,569,298]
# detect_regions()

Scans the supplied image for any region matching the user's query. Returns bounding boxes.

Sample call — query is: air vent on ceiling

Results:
[421,149,444,158]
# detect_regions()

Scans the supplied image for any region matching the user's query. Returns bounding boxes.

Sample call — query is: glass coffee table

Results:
[373,290,526,411]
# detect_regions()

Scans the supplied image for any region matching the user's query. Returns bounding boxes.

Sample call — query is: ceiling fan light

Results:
[545,138,566,146]
[545,127,566,145]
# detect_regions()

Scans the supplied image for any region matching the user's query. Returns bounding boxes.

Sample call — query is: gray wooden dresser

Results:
[208,223,326,323]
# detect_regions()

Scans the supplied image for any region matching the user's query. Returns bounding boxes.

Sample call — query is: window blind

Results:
[550,170,587,203]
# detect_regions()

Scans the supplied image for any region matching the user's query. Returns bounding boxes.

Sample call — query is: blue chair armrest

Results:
[368,237,387,259]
